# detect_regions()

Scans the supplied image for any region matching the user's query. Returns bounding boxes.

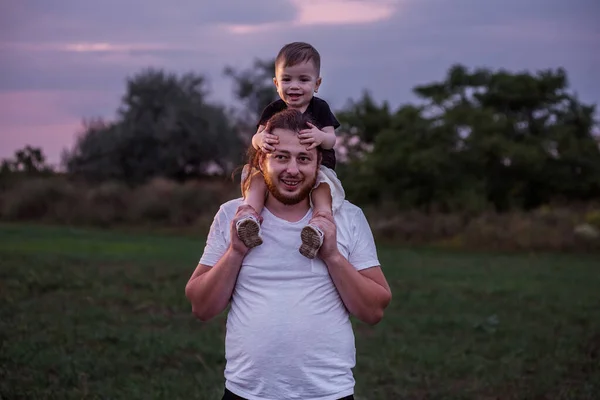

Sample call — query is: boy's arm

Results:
[252,124,279,152]
[251,124,266,150]
[320,126,337,150]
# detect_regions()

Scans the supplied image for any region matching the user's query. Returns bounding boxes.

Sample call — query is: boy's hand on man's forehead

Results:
[299,122,325,151]
[258,131,279,153]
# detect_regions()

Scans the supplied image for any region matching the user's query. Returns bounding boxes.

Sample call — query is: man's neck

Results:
[264,195,310,223]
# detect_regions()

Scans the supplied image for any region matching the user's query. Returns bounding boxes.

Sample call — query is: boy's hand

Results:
[299,122,326,150]
[258,130,279,153]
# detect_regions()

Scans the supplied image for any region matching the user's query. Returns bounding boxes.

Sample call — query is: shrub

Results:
[1,178,79,223]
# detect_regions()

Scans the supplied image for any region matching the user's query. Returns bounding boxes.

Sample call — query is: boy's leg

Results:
[242,169,267,214]
[309,182,333,216]
[299,182,332,259]
[237,166,267,249]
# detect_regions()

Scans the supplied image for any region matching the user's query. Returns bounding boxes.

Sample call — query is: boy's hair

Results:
[275,42,321,75]
[240,109,322,194]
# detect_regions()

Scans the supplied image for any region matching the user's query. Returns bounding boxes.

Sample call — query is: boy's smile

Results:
[274,61,322,112]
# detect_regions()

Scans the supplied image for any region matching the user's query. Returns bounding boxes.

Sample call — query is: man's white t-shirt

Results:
[199,198,380,400]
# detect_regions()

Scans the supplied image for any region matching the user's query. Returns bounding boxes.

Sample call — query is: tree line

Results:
[3,60,599,213]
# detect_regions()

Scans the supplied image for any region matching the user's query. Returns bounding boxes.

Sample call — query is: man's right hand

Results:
[230,205,262,256]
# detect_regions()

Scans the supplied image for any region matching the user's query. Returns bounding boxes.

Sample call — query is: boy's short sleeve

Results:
[199,206,232,267]
[347,208,380,271]
[257,100,287,129]
[313,98,340,130]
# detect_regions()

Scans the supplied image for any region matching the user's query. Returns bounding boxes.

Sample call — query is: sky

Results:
[1,0,598,166]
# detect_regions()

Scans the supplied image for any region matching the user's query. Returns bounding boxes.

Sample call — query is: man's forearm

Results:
[324,252,391,325]
[185,247,244,321]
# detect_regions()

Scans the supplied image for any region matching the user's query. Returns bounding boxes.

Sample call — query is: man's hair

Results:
[275,42,321,75]
[264,108,313,135]
[240,109,321,194]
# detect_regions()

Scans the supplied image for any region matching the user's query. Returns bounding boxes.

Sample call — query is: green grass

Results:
[1,223,599,399]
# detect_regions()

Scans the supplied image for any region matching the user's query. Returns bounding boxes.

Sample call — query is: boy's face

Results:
[273,60,322,112]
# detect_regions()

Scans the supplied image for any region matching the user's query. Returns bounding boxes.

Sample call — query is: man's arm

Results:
[311,212,392,325]
[185,249,245,322]
[184,207,250,321]
[324,255,390,325]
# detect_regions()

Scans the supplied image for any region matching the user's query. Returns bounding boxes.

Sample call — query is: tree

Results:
[63,68,243,184]
[1,146,53,175]
[224,58,278,139]
[345,64,600,212]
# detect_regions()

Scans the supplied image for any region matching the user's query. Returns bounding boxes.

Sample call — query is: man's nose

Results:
[286,159,299,174]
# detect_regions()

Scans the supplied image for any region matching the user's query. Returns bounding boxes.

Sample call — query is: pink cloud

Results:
[0,122,81,168]
[0,90,116,166]
[224,0,402,34]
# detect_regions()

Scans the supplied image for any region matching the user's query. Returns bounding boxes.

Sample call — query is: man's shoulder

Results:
[337,200,366,221]
[216,197,244,219]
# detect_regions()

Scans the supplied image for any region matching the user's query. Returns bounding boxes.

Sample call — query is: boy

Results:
[237,42,345,259]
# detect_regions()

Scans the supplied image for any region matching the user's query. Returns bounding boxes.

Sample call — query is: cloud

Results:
[1,0,598,165]
[224,0,402,33]
[0,90,118,165]
[7,0,297,43]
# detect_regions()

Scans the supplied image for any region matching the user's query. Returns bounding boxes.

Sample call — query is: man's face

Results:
[273,61,322,111]
[261,128,319,206]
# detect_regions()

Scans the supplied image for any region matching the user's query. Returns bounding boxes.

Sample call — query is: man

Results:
[185,109,392,400]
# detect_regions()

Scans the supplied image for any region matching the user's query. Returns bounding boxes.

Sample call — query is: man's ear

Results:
[257,151,267,173]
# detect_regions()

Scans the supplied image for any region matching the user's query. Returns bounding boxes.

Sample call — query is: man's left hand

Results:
[299,122,326,151]
[310,211,339,261]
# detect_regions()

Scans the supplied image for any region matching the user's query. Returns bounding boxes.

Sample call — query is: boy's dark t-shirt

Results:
[257,97,340,170]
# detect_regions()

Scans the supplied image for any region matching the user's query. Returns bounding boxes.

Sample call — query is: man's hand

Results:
[231,205,262,256]
[309,211,339,261]
[255,130,279,153]
[299,122,327,151]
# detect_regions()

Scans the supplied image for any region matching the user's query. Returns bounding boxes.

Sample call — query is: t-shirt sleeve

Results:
[347,208,380,271]
[315,99,340,129]
[199,205,231,267]
[257,101,281,129]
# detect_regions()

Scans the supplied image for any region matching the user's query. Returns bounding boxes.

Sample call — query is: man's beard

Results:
[264,171,317,206]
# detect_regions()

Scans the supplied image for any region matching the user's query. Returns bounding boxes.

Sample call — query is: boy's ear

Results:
[273,77,278,87]
[315,77,322,93]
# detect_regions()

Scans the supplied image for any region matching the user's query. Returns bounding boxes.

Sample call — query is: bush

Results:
[1,176,598,253]
[84,181,131,227]
[1,178,79,223]
[0,176,236,230]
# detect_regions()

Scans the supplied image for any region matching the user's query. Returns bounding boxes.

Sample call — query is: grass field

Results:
[1,223,599,399]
